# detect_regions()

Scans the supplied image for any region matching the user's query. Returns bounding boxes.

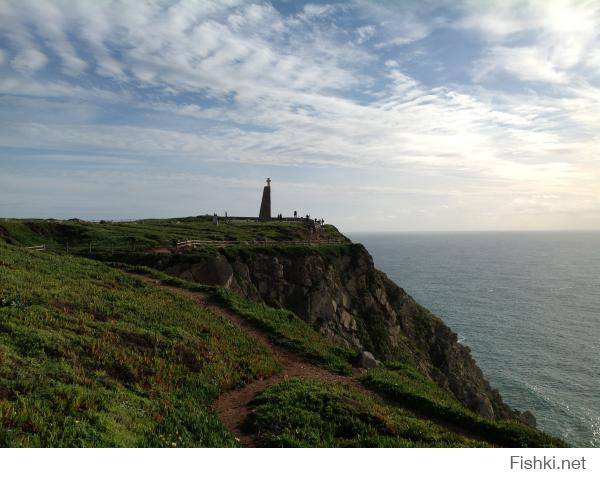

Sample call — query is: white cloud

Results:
[474,46,569,84]
[301,4,336,18]
[356,25,376,44]
[10,48,47,73]
[456,0,600,84]
[18,0,87,75]
[0,76,124,101]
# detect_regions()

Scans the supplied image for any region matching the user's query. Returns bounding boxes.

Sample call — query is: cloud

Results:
[0,0,599,230]
[0,76,123,101]
[10,48,48,73]
[473,46,569,84]
[356,24,376,44]
[456,0,600,84]
[350,0,439,48]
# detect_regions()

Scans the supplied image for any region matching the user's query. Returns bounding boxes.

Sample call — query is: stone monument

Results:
[259,178,271,220]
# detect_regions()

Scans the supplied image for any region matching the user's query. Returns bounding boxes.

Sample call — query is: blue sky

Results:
[1,0,599,231]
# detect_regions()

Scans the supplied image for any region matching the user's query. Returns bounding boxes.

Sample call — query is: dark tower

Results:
[259,178,271,220]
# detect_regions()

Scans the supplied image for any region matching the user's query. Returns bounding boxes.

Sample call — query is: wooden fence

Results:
[25,245,46,251]
[175,238,345,249]
[22,238,348,254]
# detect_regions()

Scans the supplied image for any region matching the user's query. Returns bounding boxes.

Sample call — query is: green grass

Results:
[247,378,486,447]
[114,263,355,375]
[0,243,279,447]
[361,365,568,448]
[0,217,347,252]
[212,288,355,375]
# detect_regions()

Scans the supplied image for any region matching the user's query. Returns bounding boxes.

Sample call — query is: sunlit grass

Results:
[0,243,278,447]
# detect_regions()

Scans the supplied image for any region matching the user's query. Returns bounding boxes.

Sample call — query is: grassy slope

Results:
[0,243,278,447]
[90,265,566,448]
[114,264,355,375]
[248,378,486,447]
[361,365,567,447]
[0,217,346,252]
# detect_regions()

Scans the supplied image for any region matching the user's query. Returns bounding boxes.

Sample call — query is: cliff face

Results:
[156,244,534,425]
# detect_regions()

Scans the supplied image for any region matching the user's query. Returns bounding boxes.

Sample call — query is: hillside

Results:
[0,218,566,447]
[0,217,345,252]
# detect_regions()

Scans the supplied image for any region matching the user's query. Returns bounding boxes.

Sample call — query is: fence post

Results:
[89,242,92,254]
[66,242,69,254]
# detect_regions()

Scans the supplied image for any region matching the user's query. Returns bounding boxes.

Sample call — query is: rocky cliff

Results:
[148,243,534,426]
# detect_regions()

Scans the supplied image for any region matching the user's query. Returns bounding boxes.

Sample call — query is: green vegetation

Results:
[213,288,355,375]
[115,263,355,375]
[0,243,278,447]
[0,217,347,252]
[111,263,214,293]
[248,378,486,447]
[0,218,568,448]
[361,365,568,448]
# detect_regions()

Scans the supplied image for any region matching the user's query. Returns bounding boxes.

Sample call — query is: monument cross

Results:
[258,178,272,220]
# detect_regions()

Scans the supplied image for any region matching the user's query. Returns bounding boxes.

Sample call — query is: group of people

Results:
[211,212,325,224]
[290,211,325,226]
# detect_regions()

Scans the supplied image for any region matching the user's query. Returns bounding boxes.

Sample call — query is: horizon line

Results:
[343,228,600,234]
[2,215,599,235]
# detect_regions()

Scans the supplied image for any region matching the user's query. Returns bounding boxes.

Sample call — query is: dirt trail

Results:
[133,274,362,447]
[192,291,362,447]
[132,274,493,447]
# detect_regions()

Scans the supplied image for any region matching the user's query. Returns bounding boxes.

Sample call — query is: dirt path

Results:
[131,273,493,447]
[192,291,363,447]
[133,274,362,447]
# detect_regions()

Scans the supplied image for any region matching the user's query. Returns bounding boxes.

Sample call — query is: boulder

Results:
[357,350,381,369]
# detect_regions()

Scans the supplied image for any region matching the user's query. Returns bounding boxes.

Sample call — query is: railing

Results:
[176,238,345,249]
[22,242,142,254]
[25,245,46,251]
[21,238,348,254]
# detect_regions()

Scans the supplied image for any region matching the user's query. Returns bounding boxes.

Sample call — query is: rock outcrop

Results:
[357,351,382,369]
[152,243,534,425]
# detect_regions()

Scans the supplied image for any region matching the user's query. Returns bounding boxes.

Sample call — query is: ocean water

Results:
[347,231,600,447]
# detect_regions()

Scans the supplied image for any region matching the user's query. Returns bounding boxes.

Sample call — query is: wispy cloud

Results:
[456,0,600,84]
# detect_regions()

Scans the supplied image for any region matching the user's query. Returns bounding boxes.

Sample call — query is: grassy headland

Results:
[0,218,568,447]
[0,216,346,252]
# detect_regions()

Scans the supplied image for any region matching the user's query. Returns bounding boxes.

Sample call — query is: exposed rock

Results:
[357,351,381,369]
[517,410,537,428]
[166,254,233,287]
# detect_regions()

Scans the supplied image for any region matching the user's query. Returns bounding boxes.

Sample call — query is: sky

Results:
[1,0,599,232]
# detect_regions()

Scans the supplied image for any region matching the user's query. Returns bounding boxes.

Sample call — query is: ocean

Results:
[347,231,600,447]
